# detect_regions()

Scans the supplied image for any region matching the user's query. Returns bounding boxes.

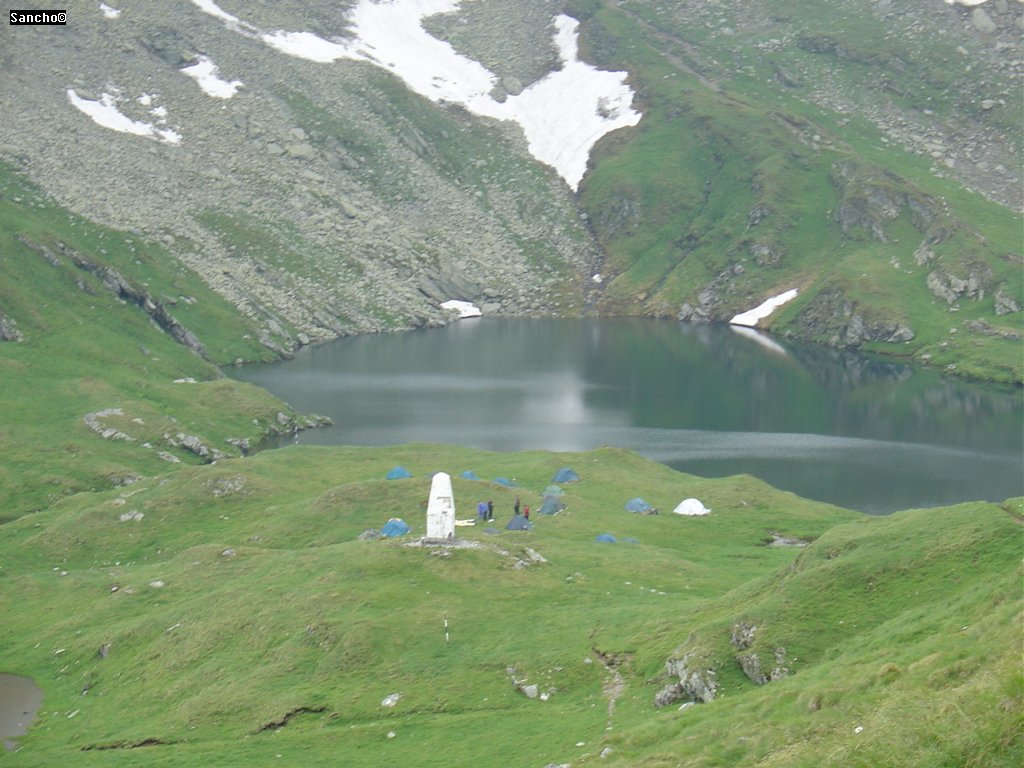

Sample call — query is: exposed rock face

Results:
[0,313,22,341]
[792,286,914,347]
[653,653,717,707]
[994,286,1021,315]
[830,161,938,243]
[749,242,782,267]
[206,475,246,497]
[166,432,225,460]
[83,409,134,442]
[730,621,757,650]
[747,203,773,227]
[926,266,992,304]
[730,622,789,685]
[57,243,207,358]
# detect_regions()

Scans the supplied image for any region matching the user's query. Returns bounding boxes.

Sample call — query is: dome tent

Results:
[543,485,564,497]
[493,477,518,487]
[595,533,617,543]
[459,470,480,481]
[506,515,533,531]
[624,497,653,513]
[386,466,412,480]
[380,518,410,537]
[673,498,710,516]
[552,467,580,483]
[538,498,565,516]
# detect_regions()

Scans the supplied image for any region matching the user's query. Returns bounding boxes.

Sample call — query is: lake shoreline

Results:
[230,318,1022,515]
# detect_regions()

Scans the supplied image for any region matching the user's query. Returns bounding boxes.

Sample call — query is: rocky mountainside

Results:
[0,0,1020,379]
[0,0,601,350]
[572,0,1022,381]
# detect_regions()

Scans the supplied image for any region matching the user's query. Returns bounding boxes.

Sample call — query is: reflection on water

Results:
[232,318,1022,514]
[0,674,43,752]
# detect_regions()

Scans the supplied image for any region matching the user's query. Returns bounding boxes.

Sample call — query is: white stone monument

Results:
[426,472,455,539]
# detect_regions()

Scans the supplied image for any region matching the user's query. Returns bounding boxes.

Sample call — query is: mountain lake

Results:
[231,318,1023,514]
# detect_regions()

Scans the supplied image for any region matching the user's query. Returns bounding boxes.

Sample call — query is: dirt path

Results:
[593,647,629,729]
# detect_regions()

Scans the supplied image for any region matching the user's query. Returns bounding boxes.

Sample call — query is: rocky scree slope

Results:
[0,0,599,353]
[0,0,1020,381]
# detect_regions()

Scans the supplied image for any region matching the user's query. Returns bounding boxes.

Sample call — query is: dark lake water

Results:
[232,318,1023,514]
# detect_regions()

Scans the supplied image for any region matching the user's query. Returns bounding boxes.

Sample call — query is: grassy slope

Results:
[0,166,305,519]
[573,1,1023,384]
[0,444,1019,766]
[0,10,1019,764]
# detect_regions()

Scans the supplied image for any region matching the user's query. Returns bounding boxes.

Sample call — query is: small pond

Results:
[0,674,43,752]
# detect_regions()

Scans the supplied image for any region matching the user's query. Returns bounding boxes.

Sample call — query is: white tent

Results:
[673,498,710,516]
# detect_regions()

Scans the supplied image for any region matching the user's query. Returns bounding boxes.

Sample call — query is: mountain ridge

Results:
[0,0,1020,382]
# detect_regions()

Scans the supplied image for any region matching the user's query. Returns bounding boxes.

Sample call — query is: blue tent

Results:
[595,533,617,543]
[460,470,480,481]
[493,477,518,487]
[543,484,564,497]
[552,467,580,483]
[538,498,565,516]
[625,497,652,513]
[506,515,532,531]
[381,518,410,537]
[386,466,412,480]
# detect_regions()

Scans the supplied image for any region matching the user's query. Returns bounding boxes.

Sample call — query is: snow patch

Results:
[190,0,240,24]
[191,0,641,190]
[67,90,181,144]
[440,300,482,318]
[497,15,640,189]
[180,55,243,98]
[729,289,798,327]
[99,3,121,19]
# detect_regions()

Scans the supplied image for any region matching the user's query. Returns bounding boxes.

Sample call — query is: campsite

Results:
[0,442,1019,766]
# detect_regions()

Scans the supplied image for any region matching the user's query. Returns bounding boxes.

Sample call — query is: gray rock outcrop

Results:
[926,267,991,305]
[793,286,914,348]
[653,653,717,707]
[971,8,998,34]
[830,161,938,244]
[994,286,1020,315]
[0,313,22,341]
[730,621,789,685]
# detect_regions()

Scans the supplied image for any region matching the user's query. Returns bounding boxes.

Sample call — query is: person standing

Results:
[477,500,487,521]
[523,504,530,520]
[487,499,494,520]
[514,495,521,516]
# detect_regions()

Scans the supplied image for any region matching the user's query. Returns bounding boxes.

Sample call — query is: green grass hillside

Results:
[0,167,315,519]
[573,1,1023,383]
[0,444,1019,766]
[0,7,1021,764]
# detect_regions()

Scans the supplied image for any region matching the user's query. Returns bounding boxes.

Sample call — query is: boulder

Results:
[971,8,998,34]
[654,653,717,707]
[994,286,1020,315]
[0,313,22,341]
